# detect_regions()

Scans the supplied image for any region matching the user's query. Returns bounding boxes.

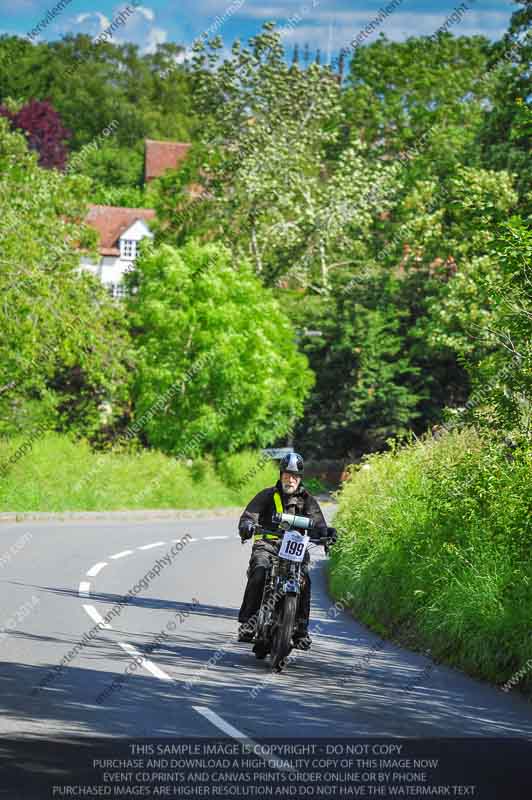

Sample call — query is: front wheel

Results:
[271,594,297,672]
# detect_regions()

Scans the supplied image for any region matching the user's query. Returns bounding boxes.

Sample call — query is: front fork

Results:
[257,561,304,643]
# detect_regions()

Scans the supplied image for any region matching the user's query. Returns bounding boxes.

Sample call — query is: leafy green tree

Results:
[479,1,532,216]
[342,33,493,163]
[73,143,145,189]
[127,240,314,456]
[0,118,133,437]
[434,217,532,436]
[480,218,532,435]
[295,286,423,458]
[155,25,398,289]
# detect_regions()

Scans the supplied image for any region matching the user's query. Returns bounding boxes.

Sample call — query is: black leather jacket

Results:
[239,479,327,538]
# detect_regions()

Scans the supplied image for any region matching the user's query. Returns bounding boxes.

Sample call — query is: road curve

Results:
[1,513,531,745]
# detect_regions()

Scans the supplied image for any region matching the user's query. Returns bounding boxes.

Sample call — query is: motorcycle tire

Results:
[271,594,297,672]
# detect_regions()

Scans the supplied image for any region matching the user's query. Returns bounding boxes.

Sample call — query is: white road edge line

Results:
[110,550,134,560]
[138,542,166,550]
[119,642,173,681]
[192,707,295,774]
[86,562,108,577]
[203,536,229,540]
[83,604,112,629]
[78,581,91,598]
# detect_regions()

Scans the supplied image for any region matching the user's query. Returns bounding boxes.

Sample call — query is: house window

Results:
[121,239,136,260]
[107,283,128,300]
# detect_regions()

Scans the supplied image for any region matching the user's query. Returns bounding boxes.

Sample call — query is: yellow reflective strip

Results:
[273,491,283,514]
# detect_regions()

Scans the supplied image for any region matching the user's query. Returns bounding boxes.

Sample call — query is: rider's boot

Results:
[238,622,255,642]
[293,623,312,650]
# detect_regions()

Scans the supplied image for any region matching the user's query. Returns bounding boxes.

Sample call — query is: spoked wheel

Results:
[271,595,297,672]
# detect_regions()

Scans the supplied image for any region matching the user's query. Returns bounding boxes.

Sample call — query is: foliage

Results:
[127,240,314,456]
[295,279,424,458]
[0,98,70,168]
[0,34,196,186]
[0,434,278,511]
[479,0,532,216]
[0,118,133,438]
[0,15,529,465]
[343,33,493,153]
[74,143,145,189]
[472,218,532,434]
[330,428,532,695]
[156,25,398,289]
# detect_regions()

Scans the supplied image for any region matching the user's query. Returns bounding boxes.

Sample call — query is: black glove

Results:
[239,520,255,541]
[313,525,329,541]
[327,527,338,544]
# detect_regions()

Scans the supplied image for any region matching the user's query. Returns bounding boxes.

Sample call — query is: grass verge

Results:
[0,433,278,512]
[329,428,532,697]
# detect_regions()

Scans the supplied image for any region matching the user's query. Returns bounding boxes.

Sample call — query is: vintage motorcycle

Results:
[246,512,335,672]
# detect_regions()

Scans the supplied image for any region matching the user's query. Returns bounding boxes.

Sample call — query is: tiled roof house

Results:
[80,205,156,298]
[81,139,195,297]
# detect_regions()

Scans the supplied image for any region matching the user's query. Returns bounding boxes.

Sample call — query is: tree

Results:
[0,98,70,169]
[127,240,314,457]
[0,34,196,183]
[155,24,398,290]
[0,118,133,437]
[342,33,493,163]
[295,285,423,458]
[479,1,532,216]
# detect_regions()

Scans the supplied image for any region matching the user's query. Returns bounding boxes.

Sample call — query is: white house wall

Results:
[79,218,154,290]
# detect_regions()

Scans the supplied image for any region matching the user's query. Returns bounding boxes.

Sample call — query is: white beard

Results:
[282,482,299,495]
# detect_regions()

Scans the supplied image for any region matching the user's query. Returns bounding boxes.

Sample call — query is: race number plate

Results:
[279,531,309,562]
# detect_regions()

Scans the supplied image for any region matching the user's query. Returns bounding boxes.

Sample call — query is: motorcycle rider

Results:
[237,452,332,650]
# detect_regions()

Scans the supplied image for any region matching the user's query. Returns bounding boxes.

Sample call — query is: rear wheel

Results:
[271,595,297,672]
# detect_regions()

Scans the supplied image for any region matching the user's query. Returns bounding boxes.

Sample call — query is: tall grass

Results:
[0,434,278,512]
[330,428,532,695]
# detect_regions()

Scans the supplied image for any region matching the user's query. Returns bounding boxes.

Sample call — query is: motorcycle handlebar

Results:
[251,526,331,547]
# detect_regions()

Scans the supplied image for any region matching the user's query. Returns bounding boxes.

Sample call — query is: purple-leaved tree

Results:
[0,99,71,169]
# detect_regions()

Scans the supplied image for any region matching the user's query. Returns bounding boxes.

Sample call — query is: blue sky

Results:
[0,0,518,58]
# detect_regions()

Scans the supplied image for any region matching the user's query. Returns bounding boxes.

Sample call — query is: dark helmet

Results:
[279,452,304,476]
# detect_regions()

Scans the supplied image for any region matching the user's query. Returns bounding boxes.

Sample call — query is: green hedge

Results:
[329,428,532,696]
[0,433,278,512]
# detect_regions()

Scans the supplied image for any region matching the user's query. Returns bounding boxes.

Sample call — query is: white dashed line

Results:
[193,706,250,739]
[86,562,108,577]
[110,550,134,560]
[192,708,295,773]
[81,536,208,683]
[203,536,229,541]
[119,642,173,681]
[138,542,166,550]
[83,604,112,629]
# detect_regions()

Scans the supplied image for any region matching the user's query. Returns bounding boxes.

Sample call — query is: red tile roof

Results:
[84,205,156,256]
[144,139,191,182]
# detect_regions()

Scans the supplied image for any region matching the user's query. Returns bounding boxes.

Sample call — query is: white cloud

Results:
[271,9,511,54]
[136,6,155,23]
[142,25,168,53]
[74,12,110,27]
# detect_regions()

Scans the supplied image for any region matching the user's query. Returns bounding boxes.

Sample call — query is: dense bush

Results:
[329,428,532,695]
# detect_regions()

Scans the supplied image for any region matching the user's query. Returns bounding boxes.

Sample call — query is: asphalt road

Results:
[1,512,531,745]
